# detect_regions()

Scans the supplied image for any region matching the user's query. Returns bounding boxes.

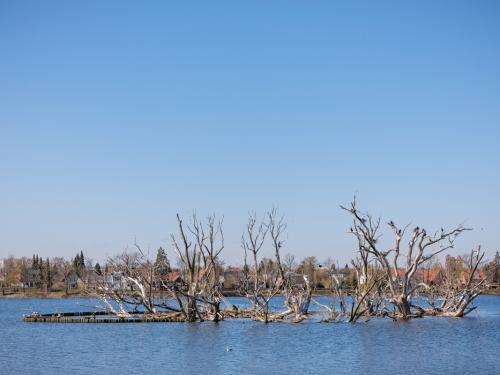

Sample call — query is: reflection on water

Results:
[0,296,499,375]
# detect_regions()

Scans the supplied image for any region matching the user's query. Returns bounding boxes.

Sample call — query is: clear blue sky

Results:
[1,1,499,265]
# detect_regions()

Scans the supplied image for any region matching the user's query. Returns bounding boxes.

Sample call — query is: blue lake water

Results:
[1,296,499,375]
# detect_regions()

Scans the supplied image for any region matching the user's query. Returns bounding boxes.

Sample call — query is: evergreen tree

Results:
[72,251,86,276]
[80,251,85,268]
[46,258,52,290]
[31,254,43,288]
[94,262,102,275]
[154,247,171,278]
[73,253,80,270]
[38,257,45,289]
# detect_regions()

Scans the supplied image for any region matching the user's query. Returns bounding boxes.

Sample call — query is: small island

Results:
[13,201,499,325]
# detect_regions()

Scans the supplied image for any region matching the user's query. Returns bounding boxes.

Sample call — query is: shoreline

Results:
[2,289,499,299]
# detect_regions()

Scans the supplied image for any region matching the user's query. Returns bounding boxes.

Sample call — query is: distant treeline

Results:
[1,248,498,294]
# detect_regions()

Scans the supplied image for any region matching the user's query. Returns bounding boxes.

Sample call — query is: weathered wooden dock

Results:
[22,311,185,323]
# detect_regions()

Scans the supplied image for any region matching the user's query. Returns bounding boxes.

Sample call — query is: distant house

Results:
[166,271,184,288]
[104,271,130,290]
[284,272,309,288]
[21,268,41,288]
[459,269,486,286]
[387,267,447,287]
[416,268,445,285]
[332,270,349,281]
[83,271,98,290]
[64,271,85,290]
[486,282,499,290]
[323,268,351,289]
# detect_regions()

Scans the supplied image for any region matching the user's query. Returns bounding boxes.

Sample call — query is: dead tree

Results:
[93,247,181,317]
[267,208,286,282]
[349,259,385,320]
[437,246,485,317]
[268,208,312,321]
[171,213,225,322]
[341,198,470,319]
[347,219,383,317]
[241,212,267,302]
[241,209,311,323]
[241,211,274,322]
[284,276,311,322]
[312,265,380,323]
[311,205,388,322]
[171,214,200,321]
[189,213,225,321]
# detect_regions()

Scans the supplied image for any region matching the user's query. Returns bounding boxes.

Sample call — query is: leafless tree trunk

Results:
[91,248,183,317]
[341,198,469,319]
[172,212,225,322]
[83,200,487,324]
[268,208,286,282]
[437,246,485,317]
[189,213,225,321]
[171,213,202,321]
[241,211,268,311]
[241,209,312,323]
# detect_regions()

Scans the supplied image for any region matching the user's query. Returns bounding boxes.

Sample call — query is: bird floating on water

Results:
[226,347,232,352]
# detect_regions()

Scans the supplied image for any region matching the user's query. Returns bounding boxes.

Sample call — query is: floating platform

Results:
[22,311,185,323]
